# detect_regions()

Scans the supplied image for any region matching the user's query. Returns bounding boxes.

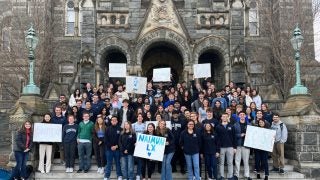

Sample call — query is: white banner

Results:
[126,76,147,94]
[153,68,171,82]
[193,63,211,78]
[244,125,276,152]
[33,123,62,142]
[134,133,166,161]
[145,121,172,130]
[109,63,127,77]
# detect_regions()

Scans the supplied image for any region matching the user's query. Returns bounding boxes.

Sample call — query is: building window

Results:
[111,15,116,25]
[200,16,206,25]
[79,10,83,35]
[66,0,75,35]
[120,15,126,25]
[2,28,10,51]
[249,1,259,36]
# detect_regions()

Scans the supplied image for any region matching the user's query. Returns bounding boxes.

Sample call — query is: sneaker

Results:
[279,168,285,174]
[270,167,279,172]
[118,176,123,180]
[264,176,268,180]
[77,169,83,173]
[97,167,101,173]
[69,168,73,173]
[136,175,141,180]
[40,170,45,174]
[253,169,257,173]
[247,177,252,180]
[66,168,70,173]
[257,173,261,179]
[233,176,238,180]
[84,169,89,173]
[100,168,104,174]
[104,178,110,180]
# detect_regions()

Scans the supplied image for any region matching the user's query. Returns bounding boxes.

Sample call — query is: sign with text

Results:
[126,76,147,94]
[193,63,211,78]
[33,123,62,142]
[244,125,276,152]
[109,63,127,77]
[153,68,171,82]
[145,121,172,130]
[134,133,166,161]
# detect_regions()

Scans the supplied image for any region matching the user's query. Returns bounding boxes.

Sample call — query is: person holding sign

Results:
[255,119,270,180]
[156,120,175,180]
[180,120,202,180]
[119,122,136,180]
[11,120,33,180]
[141,123,156,180]
[38,113,53,174]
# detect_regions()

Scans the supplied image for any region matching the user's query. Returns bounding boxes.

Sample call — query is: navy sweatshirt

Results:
[179,129,202,155]
[62,124,78,143]
[119,132,136,156]
[157,128,175,154]
[201,132,220,154]
[215,123,236,149]
[202,118,219,129]
[105,125,122,150]
[171,118,186,145]
[51,115,67,126]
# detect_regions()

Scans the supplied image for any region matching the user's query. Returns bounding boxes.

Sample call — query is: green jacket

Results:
[77,121,94,141]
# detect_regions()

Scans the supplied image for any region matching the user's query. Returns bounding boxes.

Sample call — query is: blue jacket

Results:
[180,129,202,155]
[233,120,250,146]
[119,132,136,156]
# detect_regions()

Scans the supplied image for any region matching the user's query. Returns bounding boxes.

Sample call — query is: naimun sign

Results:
[134,133,166,161]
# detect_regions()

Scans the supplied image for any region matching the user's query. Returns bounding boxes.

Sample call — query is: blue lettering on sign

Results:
[138,134,165,157]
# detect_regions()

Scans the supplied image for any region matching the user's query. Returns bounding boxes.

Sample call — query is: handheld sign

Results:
[134,133,166,161]
[126,76,147,94]
[109,63,127,77]
[33,123,62,142]
[193,63,211,78]
[153,68,171,82]
[244,125,276,152]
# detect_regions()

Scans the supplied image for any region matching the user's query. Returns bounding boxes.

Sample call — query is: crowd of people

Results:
[11,80,288,180]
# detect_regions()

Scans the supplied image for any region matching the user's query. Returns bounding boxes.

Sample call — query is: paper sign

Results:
[33,123,62,142]
[193,63,211,78]
[145,121,172,130]
[153,68,171,82]
[134,133,166,161]
[109,63,127,77]
[244,125,276,152]
[126,76,147,94]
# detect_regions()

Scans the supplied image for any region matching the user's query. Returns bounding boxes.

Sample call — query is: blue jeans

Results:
[11,151,28,179]
[121,155,134,180]
[184,153,200,180]
[204,154,217,179]
[77,142,92,170]
[105,149,122,178]
[135,157,142,176]
[161,152,174,180]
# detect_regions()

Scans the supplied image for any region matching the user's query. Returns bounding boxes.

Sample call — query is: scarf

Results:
[26,129,31,148]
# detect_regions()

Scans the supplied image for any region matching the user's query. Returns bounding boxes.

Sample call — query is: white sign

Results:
[134,133,166,161]
[193,63,211,78]
[244,125,276,152]
[33,123,62,142]
[153,68,171,82]
[126,76,147,94]
[145,121,172,130]
[109,63,127,77]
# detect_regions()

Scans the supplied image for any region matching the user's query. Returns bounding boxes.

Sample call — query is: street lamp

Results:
[22,25,40,95]
[289,24,308,95]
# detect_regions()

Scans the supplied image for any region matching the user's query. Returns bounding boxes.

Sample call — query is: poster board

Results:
[126,76,147,94]
[244,125,276,152]
[33,123,62,142]
[153,68,171,82]
[134,133,166,161]
[109,63,127,77]
[193,63,211,78]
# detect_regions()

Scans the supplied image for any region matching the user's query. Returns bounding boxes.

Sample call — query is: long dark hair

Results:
[145,123,156,135]
[19,120,33,133]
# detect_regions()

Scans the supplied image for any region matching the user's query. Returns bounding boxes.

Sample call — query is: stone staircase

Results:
[33,158,312,180]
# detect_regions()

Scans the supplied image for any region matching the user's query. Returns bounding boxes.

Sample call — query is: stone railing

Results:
[97,12,129,28]
[197,12,229,29]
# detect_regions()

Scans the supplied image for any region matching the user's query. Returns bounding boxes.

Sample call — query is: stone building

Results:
[0,0,320,104]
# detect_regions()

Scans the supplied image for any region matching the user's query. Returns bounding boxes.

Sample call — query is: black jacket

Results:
[157,128,175,154]
[201,132,220,154]
[105,125,122,150]
[215,123,237,149]
[118,107,134,124]
[171,117,186,145]
[179,129,202,155]
[13,130,33,152]
[119,132,136,156]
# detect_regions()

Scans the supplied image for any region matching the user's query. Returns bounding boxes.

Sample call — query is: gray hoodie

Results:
[271,120,288,143]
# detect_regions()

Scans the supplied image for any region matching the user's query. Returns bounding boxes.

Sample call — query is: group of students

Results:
[11,80,288,180]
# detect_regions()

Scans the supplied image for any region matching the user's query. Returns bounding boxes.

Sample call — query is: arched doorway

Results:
[142,42,183,84]
[103,49,127,85]
[198,49,224,88]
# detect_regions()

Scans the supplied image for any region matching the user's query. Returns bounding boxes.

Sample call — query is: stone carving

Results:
[197,13,229,28]
[80,46,94,66]
[97,13,129,27]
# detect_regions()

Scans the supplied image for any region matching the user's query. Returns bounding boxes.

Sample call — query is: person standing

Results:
[271,113,288,174]
[255,119,270,180]
[77,112,94,173]
[141,123,156,180]
[156,120,175,180]
[11,120,33,180]
[38,113,53,173]
[92,116,106,174]
[180,120,202,180]
[63,115,78,173]
[52,106,67,165]
[233,111,252,180]
[215,113,236,180]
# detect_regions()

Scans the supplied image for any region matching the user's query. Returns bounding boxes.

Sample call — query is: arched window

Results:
[120,15,126,25]
[249,1,259,36]
[111,15,117,25]
[200,16,206,25]
[210,16,215,25]
[66,0,75,35]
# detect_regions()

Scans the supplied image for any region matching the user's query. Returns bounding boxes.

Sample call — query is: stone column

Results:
[280,94,320,178]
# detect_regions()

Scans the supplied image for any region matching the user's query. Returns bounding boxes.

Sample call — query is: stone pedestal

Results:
[280,94,320,178]
[8,94,48,167]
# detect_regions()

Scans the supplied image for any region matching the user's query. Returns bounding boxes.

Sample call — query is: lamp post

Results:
[22,25,40,95]
[289,24,308,95]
